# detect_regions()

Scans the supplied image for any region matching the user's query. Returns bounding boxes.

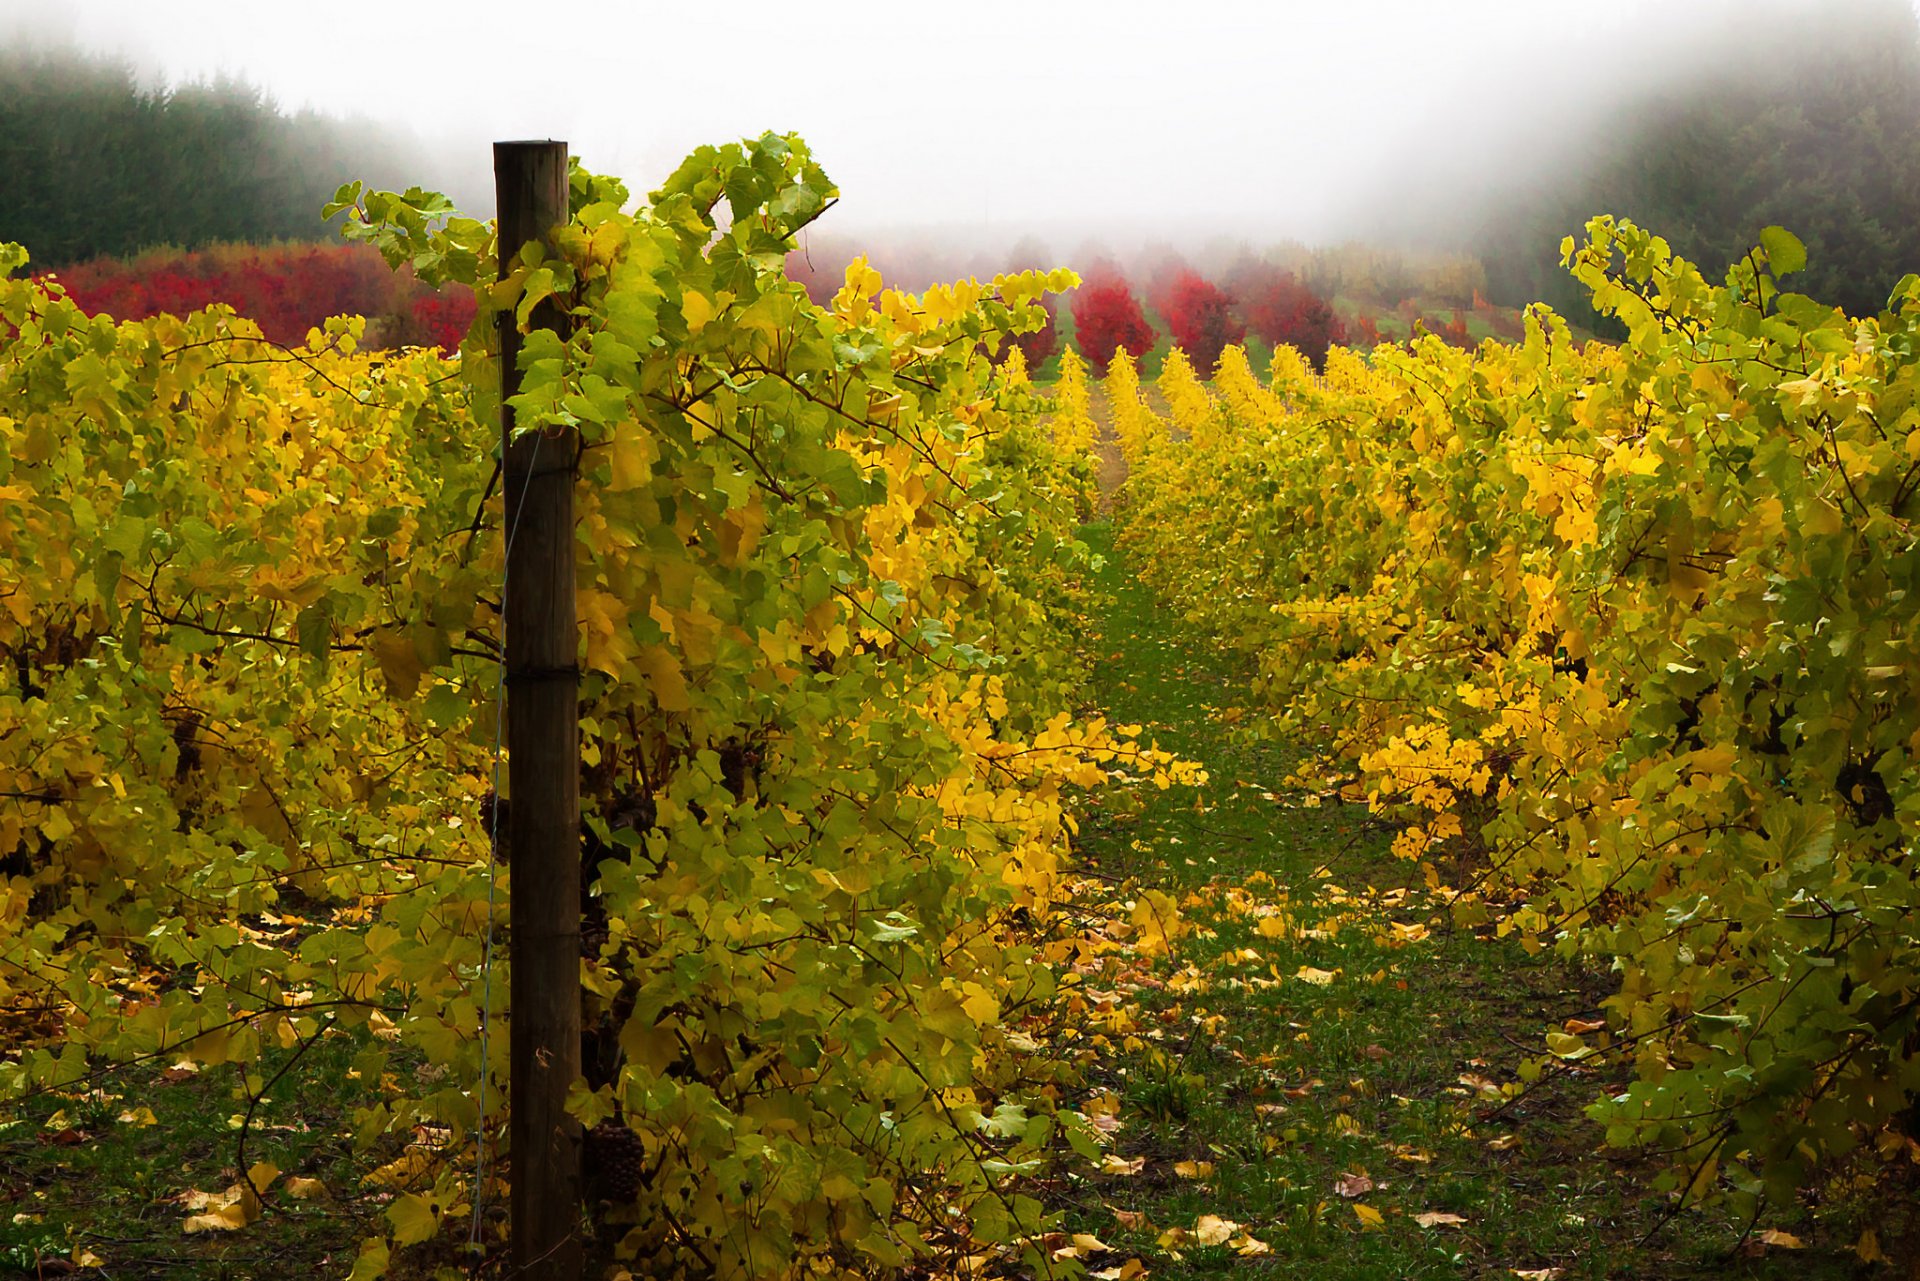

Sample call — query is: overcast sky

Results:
[0,0,1888,245]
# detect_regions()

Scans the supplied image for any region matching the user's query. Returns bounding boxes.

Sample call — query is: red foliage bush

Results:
[1229,263,1347,372]
[1010,297,1059,372]
[45,243,474,350]
[1159,270,1242,377]
[1071,275,1156,374]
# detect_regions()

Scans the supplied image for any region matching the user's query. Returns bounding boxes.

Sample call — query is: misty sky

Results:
[0,0,1892,244]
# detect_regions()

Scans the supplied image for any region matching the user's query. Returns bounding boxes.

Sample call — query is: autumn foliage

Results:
[1228,263,1347,371]
[1156,270,1243,377]
[1071,274,1156,373]
[1009,297,1060,371]
[45,242,476,349]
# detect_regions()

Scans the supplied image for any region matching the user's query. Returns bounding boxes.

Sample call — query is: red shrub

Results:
[1159,270,1242,377]
[1010,297,1059,372]
[44,243,471,350]
[1229,263,1346,372]
[1071,275,1156,374]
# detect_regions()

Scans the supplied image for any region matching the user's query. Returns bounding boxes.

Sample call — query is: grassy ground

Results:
[0,1033,393,1278]
[0,516,1881,1281]
[1051,521,1867,1279]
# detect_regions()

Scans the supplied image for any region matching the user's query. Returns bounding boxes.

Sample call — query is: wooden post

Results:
[496,139,582,1280]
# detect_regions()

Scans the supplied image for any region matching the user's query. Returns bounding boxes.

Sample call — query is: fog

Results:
[0,0,1902,253]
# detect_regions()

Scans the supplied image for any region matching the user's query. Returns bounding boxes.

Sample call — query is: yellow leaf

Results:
[73,1248,106,1267]
[1172,1160,1214,1179]
[606,428,659,492]
[634,644,690,713]
[1129,890,1184,957]
[386,1191,443,1246]
[369,627,426,698]
[1193,1214,1237,1246]
[284,1175,329,1200]
[245,1161,281,1194]
[116,1106,158,1127]
[346,1236,392,1281]
[1099,1154,1145,1176]
[1352,1204,1384,1230]
[362,1149,433,1191]
[183,1200,253,1234]
[1856,1227,1887,1263]
[1544,1032,1590,1059]
[1757,1229,1805,1249]
[1415,1211,1468,1228]
[1294,966,1338,987]
[681,291,718,334]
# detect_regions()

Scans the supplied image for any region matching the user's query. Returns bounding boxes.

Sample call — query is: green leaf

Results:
[1760,226,1807,277]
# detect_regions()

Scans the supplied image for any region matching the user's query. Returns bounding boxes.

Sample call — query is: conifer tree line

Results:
[1463,0,1920,326]
[0,44,466,266]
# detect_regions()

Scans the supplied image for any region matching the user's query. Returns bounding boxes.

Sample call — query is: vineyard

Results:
[0,132,1915,1280]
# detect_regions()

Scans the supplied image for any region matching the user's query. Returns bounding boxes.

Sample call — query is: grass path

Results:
[1053,522,1851,1279]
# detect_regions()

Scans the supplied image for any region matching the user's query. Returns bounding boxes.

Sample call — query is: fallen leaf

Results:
[1172,1160,1214,1180]
[1230,1232,1271,1256]
[1352,1204,1384,1230]
[72,1248,105,1267]
[1112,1209,1148,1230]
[244,1161,281,1195]
[116,1107,159,1128]
[1090,1260,1149,1281]
[37,1129,85,1147]
[183,1201,252,1234]
[1415,1211,1468,1228]
[1510,1269,1565,1280]
[1295,965,1338,986]
[1487,1133,1521,1152]
[1856,1228,1887,1263]
[1333,1172,1374,1198]
[1757,1229,1805,1249]
[1563,1017,1607,1035]
[1193,1215,1238,1246]
[1099,1154,1145,1176]
[284,1175,329,1200]
[1072,1233,1112,1255]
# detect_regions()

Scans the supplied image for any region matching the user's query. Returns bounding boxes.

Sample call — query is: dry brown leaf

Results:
[1333,1172,1374,1198]
[1415,1211,1468,1228]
